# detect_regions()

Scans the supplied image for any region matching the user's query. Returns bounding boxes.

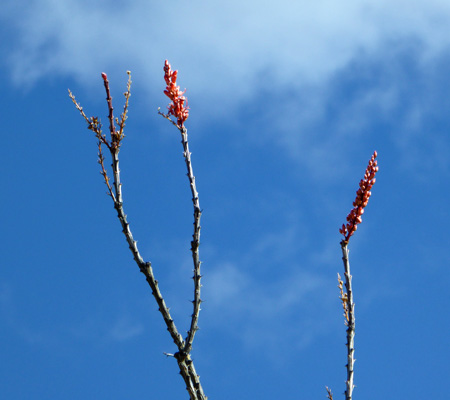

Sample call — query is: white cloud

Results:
[2,0,450,176]
[3,0,450,98]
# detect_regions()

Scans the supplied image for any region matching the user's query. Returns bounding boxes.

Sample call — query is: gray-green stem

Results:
[341,241,355,400]
[180,127,203,356]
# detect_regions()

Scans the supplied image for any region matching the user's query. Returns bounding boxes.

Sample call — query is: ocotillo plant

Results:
[327,151,379,400]
[69,61,379,400]
[68,61,206,400]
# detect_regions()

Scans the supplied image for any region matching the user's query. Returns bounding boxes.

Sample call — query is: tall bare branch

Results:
[327,151,379,400]
[340,241,355,400]
[161,60,203,357]
[69,70,207,400]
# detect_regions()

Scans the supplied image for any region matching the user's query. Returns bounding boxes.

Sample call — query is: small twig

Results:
[97,141,115,201]
[337,273,349,323]
[326,386,334,400]
[158,108,179,128]
[117,71,132,141]
[68,90,91,125]
[101,72,120,148]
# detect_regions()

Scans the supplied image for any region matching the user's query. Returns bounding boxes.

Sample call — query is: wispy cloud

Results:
[0,282,144,347]
[68,309,145,344]
[3,0,450,97]
[2,0,449,177]
[200,220,337,359]
[0,283,53,345]
[203,260,331,358]
[106,314,144,342]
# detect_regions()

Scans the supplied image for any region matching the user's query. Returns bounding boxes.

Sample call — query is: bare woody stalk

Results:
[340,243,355,400]
[159,60,202,357]
[180,128,202,356]
[328,151,378,400]
[68,65,206,400]
[159,60,205,400]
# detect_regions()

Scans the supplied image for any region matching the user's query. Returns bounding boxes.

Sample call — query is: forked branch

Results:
[69,67,206,400]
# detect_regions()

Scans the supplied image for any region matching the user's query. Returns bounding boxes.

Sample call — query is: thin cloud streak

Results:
[106,315,144,342]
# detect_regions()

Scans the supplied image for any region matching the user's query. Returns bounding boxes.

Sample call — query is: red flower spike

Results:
[163,60,189,127]
[340,151,379,242]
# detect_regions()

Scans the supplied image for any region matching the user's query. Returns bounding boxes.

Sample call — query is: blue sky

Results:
[1,1,449,399]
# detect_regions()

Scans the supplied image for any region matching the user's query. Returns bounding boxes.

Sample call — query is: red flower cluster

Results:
[163,60,189,127]
[340,151,379,242]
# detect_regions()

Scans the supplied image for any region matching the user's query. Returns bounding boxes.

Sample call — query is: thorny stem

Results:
[159,59,202,357]
[97,141,115,201]
[337,273,349,323]
[108,137,206,400]
[176,355,207,400]
[180,126,202,356]
[117,71,132,139]
[101,73,117,144]
[328,150,378,399]
[340,241,355,400]
[157,111,203,357]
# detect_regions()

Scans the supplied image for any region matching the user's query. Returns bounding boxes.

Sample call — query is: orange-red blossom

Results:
[340,151,379,242]
[163,60,189,127]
